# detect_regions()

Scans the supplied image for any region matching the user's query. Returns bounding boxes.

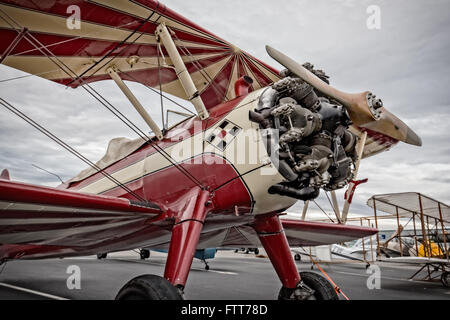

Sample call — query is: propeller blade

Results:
[265,45,422,146]
[361,108,422,146]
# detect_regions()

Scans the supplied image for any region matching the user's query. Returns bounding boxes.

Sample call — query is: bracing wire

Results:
[0,98,148,203]
[0,14,204,189]
[124,71,195,116]
[312,200,335,223]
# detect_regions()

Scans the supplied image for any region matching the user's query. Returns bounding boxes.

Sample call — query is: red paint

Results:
[281,219,378,237]
[218,130,227,138]
[0,180,160,214]
[234,75,253,97]
[164,187,210,287]
[65,95,246,191]
[0,169,10,180]
[252,214,301,289]
[344,178,369,204]
[359,127,398,148]
[0,29,227,58]
[0,0,281,109]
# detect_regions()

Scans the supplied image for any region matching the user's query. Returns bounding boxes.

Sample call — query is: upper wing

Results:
[0,0,280,109]
[0,0,398,155]
[352,127,398,159]
[0,179,164,259]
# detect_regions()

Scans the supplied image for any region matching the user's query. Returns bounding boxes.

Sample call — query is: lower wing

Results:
[194,218,377,249]
[0,180,163,260]
[0,179,376,260]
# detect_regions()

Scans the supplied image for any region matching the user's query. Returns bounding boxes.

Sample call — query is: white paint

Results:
[66,5,81,30]
[66,265,81,290]
[366,5,381,30]
[366,264,381,289]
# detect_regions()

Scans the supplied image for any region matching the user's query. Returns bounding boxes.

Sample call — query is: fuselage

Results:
[63,88,297,220]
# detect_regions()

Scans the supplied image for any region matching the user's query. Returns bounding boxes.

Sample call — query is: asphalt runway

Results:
[0,251,449,300]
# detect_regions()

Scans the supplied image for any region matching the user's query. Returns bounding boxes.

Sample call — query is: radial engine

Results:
[249,66,359,201]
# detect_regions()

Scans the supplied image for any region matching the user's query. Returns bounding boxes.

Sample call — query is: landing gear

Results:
[441,271,450,287]
[252,214,338,301]
[140,249,150,260]
[115,187,211,300]
[278,272,338,300]
[115,275,183,300]
[97,253,107,259]
[203,260,210,270]
[294,253,301,261]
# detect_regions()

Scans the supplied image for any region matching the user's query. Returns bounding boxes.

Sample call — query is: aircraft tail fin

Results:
[0,169,10,180]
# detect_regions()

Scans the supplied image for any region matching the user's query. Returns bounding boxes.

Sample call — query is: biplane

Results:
[0,1,421,300]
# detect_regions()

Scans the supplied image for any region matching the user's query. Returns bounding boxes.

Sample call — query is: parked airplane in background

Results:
[97,247,223,270]
[0,0,420,300]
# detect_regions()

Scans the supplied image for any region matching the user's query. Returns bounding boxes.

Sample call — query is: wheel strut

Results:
[164,187,211,289]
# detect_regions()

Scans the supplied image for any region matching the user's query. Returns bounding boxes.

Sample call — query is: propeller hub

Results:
[366,92,383,119]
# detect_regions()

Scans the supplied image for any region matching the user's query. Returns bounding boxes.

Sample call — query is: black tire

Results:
[115,275,183,300]
[294,254,301,261]
[278,271,339,300]
[441,271,450,287]
[97,253,107,259]
[254,248,260,255]
[205,264,210,271]
[140,249,150,260]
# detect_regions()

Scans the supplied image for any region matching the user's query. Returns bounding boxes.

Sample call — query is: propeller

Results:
[266,45,422,146]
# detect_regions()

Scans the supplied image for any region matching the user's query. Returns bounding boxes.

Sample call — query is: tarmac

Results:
[0,250,449,300]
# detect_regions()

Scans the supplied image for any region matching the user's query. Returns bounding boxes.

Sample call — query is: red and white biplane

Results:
[0,0,421,299]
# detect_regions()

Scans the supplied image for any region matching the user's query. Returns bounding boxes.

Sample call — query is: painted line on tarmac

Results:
[191,268,238,275]
[113,258,238,275]
[0,282,69,300]
[114,258,166,266]
[333,270,429,284]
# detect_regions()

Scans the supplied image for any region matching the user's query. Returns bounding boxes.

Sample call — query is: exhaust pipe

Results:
[234,76,253,97]
[268,183,319,201]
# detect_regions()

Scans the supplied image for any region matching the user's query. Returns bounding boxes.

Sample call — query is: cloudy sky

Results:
[1,0,449,229]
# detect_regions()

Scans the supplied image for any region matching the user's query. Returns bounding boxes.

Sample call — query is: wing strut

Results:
[107,66,164,140]
[155,23,209,120]
[341,131,368,222]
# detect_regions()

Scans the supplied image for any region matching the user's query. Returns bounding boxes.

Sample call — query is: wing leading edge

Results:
[0,180,163,259]
[194,218,378,249]
[0,0,280,109]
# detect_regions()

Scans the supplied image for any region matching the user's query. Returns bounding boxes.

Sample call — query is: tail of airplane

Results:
[0,169,10,180]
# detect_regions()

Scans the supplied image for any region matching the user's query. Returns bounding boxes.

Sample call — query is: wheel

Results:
[254,248,259,255]
[140,249,150,260]
[97,253,107,259]
[294,254,301,261]
[234,249,238,253]
[278,271,339,300]
[441,271,450,287]
[205,264,210,271]
[115,275,183,300]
